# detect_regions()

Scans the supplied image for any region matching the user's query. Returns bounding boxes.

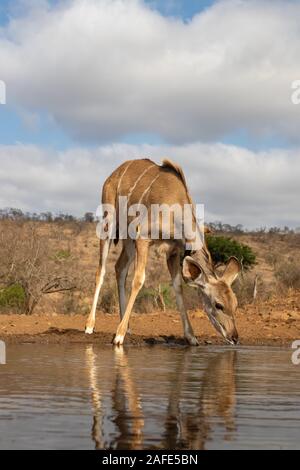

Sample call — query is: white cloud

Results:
[1,0,300,143]
[0,142,299,228]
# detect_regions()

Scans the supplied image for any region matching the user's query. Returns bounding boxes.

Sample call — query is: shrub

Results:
[0,284,26,309]
[206,235,256,270]
[264,252,283,269]
[0,220,78,314]
[135,283,175,313]
[99,283,118,313]
[135,287,157,313]
[275,261,300,290]
[158,283,174,309]
[233,274,257,306]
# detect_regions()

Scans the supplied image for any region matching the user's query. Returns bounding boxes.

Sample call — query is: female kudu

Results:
[85,159,241,346]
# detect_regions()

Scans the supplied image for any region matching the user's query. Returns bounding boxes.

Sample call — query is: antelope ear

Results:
[222,257,242,286]
[182,256,208,288]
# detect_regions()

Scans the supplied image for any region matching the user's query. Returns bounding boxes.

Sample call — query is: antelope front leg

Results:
[115,240,135,321]
[85,239,110,334]
[113,240,149,346]
[167,250,199,346]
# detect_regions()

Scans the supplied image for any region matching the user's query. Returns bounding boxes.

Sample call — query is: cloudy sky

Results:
[0,0,299,228]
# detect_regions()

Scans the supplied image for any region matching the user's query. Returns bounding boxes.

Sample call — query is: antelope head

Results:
[182,256,241,345]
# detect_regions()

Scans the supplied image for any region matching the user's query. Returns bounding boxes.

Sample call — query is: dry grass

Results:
[0,220,299,316]
[275,261,300,290]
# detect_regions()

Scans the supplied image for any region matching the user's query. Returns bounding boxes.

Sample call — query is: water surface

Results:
[0,344,299,449]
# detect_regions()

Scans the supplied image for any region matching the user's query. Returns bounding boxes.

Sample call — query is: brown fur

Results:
[86,158,241,346]
[103,158,211,262]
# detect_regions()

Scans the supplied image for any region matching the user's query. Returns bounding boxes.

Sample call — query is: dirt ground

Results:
[1,292,300,346]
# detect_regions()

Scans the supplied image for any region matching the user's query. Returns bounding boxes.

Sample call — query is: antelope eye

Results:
[215,302,224,311]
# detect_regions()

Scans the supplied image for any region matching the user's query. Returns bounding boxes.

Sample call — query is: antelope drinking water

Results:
[85,159,241,346]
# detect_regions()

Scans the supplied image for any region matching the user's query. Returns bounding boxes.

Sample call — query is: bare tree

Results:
[0,220,78,314]
[84,212,95,223]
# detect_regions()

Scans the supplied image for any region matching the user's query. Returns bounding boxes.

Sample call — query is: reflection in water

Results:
[85,346,104,450]
[86,346,145,450]
[200,352,236,439]
[163,351,236,449]
[87,347,236,450]
[112,348,144,450]
[1,345,300,449]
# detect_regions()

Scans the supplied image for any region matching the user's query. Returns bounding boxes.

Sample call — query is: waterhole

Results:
[0,344,299,449]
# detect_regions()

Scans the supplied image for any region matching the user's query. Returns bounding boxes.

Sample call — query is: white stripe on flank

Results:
[127,163,155,204]
[117,160,135,195]
[138,173,160,205]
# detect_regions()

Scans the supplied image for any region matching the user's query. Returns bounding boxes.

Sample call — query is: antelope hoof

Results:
[85,326,94,335]
[113,334,125,346]
[186,335,199,346]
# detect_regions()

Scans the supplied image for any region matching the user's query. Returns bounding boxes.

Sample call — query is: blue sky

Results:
[0,0,299,226]
[0,0,216,25]
[146,0,215,20]
[0,0,287,153]
[0,0,10,26]
[0,0,219,151]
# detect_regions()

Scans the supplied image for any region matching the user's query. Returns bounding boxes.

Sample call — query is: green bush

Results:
[158,283,174,309]
[206,235,256,270]
[136,287,156,302]
[136,283,175,312]
[0,284,26,309]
